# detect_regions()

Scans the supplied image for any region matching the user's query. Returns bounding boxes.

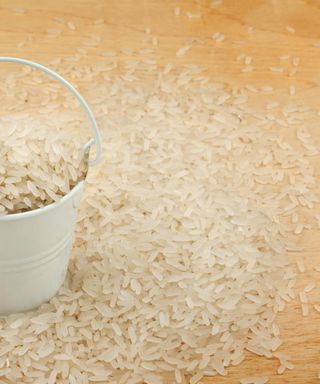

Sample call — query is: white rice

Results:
[269,66,284,73]
[12,7,26,14]
[94,18,105,25]
[0,118,87,215]
[289,68,298,76]
[296,260,305,273]
[211,0,222,6]
[286,25,295,33]
[244,56,252,65]
[52,16,64,23]
[0,52,318,383]
[212,32,225,42]
[304,282,316,292]
[260,85,273,92]
[314,304,320,313]
[292,57,300,66]
[176,45,192,56]
[186,11,201,19]
[67,21,76,31]
[83,41,99,47]
[47,28,61,36]
[289,85,296,95]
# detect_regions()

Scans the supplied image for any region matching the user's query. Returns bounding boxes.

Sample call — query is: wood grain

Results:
[0,0,319,382]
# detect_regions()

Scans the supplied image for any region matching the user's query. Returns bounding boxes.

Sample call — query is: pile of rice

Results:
[0,61,318,384]
[0,116,88,216]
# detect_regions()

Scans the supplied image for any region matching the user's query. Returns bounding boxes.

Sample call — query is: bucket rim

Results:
[0,180,85,222]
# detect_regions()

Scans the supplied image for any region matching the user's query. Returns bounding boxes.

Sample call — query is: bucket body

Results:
[0,181,84,315]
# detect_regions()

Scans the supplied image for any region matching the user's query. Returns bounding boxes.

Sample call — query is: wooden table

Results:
[0,0,319,382]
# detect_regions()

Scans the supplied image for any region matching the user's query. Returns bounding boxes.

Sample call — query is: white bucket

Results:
[0,57,102,315]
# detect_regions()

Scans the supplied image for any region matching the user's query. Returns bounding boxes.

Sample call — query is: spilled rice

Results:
[0,56,319,383]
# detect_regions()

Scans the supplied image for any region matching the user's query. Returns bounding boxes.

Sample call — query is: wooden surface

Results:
[0,0,319,382]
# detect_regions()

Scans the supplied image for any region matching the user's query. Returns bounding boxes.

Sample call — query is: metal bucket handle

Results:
[0,56,102,166]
